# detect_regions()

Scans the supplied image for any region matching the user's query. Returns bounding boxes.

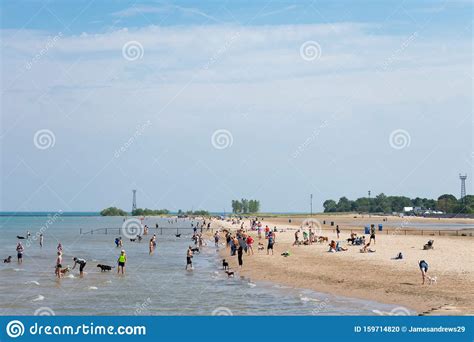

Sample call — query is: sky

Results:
[0,0,472,213]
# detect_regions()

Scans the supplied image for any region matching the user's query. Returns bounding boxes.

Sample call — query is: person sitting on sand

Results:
[293,230,300,246]
[328,240,337,253]
[336,242,348,252]
[419,260,429,285]
[347,233,357,244]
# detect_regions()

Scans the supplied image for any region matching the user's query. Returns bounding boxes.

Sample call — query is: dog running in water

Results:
[3,256,12,263]
[225,270,234,278]
[97,264,114,272]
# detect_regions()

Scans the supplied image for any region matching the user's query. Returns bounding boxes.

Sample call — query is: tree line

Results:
[100,207,209,216]
[231,199,260,214]
[323,193,474,214]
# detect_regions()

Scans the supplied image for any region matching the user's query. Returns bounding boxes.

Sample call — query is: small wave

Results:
[66,274,75,279]
[25,280,40,286]
[300,296,320,303]
[247,282,257,287]
[32,295,45,302]
[88,286,98,290]
[13,268,24,272]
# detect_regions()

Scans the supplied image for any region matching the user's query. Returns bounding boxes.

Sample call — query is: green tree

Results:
[323,200,337,212]
[100,207,127,216]
[436,194,458,213]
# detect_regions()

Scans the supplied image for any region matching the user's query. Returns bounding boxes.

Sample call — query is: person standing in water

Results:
[16,242,24,264]
[186,246,193,270]
[149,237,154,254]
[72,257,86,277]
[117,250,127,274]
[55,251,62,278]
[39,233,44,248]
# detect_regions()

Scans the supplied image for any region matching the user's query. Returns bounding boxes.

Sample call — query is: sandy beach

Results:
[214,215,474,315]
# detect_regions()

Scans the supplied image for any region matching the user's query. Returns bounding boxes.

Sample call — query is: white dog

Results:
[427,276,437,285]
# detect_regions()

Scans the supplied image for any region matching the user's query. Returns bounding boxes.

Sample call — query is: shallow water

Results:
[0,216,409,315]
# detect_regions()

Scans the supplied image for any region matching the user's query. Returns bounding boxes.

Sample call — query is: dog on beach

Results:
[318,236,328,243]
[60,266,71,275]
[97,264,114,272]
[222,259,229,270]
[191,247,200,253]
[225,270,234,278]
[130,238,136,242]
[175,234,181,238]
[257,243,265,251]
[3,256,12,263]
[427,276,437,285]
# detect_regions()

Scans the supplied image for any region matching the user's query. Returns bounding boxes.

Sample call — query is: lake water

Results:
[0,216,409,315]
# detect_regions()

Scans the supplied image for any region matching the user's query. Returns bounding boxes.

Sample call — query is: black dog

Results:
[3,256,12,263]
[191,247,200,253]
[225,270,234,277]
[222,259,229,270]
[97,264,114,272]
[130,238,136,242]
[175,234,181,238]
[16,236,25,240]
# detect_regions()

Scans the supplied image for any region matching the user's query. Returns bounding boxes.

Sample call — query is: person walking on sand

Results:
[369,224,376,244]
[186,246,193,270]
[237,245,244,268]
[55,251,62,278]
[72,257,86,277]
[419,260,429,285]
[16,242,24,264]
[246,234,254,255]
[117,250,127,274]
[293,230,300,246]
[336,225,340,239]
[267,231,275,255]
[214,231,220,247]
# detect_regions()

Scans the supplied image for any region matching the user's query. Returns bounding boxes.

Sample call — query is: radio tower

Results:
[459,174,467,202]
[132,189,137,213]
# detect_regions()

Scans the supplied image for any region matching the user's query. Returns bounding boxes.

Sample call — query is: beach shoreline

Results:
[212,215,474,316]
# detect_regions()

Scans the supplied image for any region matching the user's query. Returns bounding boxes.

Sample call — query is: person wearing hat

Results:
[117,250,127,274]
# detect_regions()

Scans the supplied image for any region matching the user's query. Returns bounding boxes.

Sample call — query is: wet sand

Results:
[213,215,474,315]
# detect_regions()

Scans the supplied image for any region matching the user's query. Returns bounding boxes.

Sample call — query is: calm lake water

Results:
[0,216,409,315]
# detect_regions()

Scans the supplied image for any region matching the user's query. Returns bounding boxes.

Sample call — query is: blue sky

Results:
[0,0,472,212]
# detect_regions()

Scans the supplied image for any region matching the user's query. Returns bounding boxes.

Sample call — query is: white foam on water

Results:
[32,295,45,302]
[299,296,320,302]
[66,274,75,279]
[88,286,98,290]
[247,282,257,287]
[25,280,40,285]
[13,268,24,272]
